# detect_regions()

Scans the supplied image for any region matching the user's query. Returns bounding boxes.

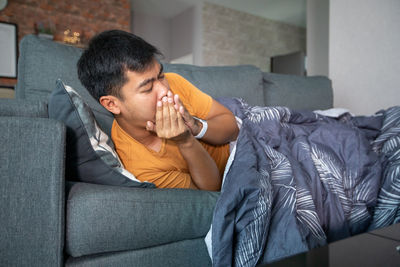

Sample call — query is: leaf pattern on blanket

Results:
[234,169,272,267]
[239,98,291,126]
[309,144,353,218]
[295,141,327,241]
[369,106,400,230]
[296,188,326,241]
[264,145,295,212]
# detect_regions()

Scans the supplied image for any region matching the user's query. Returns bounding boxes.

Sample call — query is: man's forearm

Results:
[178,136,221,191]
[199,114,239,145]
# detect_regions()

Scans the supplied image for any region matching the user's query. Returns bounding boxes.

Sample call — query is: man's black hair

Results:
[77,30,162,100]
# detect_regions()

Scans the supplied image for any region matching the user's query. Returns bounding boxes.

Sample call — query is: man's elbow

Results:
[227,116,239,142]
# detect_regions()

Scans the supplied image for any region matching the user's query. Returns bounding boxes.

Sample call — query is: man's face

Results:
[117,58,169,128]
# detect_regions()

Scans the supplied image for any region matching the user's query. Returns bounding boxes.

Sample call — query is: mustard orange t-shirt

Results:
[111,73,230,188]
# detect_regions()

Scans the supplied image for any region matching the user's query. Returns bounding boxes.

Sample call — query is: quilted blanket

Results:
[210,98,400,267]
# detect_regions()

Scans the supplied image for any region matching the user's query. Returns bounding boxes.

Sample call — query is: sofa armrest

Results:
[0,99,48,118]
[66,182,219,257]
[0,117,65,266]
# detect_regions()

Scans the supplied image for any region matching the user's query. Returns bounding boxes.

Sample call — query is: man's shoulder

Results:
[165,72,185,82]
[165,72,191,97]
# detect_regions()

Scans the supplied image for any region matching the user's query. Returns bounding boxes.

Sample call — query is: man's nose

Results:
[155,82,168,99]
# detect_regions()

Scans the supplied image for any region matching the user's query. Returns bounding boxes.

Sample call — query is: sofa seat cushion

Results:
[164,63,264,107]
[66,182,219,257]
[66,238,211,267]
[263,72,333,111]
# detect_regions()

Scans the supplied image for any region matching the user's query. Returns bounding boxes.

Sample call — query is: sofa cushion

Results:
[263,72,333,111]
[66,238,212,267]
[16,35,113,135]
[48,79,154,188]
[163,63,264,107]
[66,182,219,257]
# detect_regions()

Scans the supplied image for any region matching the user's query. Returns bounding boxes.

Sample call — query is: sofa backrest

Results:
[16,35,114,135]
[16,34,334,135]
[262,72,333,111]
[16,35,267,134]
[163,63,264,107]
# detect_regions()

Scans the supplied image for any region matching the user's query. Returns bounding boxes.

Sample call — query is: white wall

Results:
[170,6,195,62]
[132,5,203,65]
[192,2,204,66]
[329,0,400,115]
[132,12,172,61]
[306,0,329,76]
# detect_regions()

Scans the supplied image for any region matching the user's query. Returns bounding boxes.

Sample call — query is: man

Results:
[77,30,239,191]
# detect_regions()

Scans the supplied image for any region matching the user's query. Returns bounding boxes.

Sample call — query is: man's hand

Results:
[146,92,191,144]
[171,93,203,136]
[146,90,222,191]
[146,91,202,138]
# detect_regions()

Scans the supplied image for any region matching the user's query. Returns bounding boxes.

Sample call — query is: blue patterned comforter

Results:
[210,98,400,267]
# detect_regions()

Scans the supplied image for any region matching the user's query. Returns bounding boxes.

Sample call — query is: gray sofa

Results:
[0,35,333,267]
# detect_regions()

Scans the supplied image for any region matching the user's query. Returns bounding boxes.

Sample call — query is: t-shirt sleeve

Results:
[165,73,212,119]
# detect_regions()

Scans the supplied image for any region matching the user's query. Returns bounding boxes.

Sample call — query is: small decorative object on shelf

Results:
[35,21,55,40]
[63,29,81,45]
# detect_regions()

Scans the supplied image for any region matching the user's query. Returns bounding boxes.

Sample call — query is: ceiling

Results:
[131,0,306,28]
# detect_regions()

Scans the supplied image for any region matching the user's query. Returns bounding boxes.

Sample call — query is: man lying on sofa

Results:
[77,30,239,191]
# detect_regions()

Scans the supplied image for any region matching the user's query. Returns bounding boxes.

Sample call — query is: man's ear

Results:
[99,95,121,115]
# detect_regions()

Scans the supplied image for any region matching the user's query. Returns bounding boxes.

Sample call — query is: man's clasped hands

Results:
[146,91,202,144]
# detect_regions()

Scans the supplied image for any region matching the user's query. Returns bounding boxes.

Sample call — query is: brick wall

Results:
[0,0,131,87]
[202,2,305,72]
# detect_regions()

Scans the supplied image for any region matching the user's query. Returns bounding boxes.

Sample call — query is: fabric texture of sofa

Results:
[0,35,333,267]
